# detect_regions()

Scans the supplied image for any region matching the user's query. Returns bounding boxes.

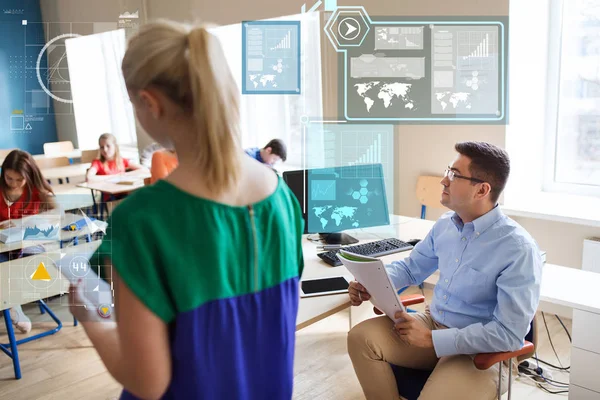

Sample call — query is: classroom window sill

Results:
[502,191,600,227]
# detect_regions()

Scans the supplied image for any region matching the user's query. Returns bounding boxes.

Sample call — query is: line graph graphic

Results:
[23,224,59,240]
[311,180,336,201]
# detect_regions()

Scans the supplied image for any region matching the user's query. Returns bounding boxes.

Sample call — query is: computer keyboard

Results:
[317,238,414,267]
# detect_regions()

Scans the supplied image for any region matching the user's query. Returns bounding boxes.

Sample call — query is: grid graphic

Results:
[0,206,114,313]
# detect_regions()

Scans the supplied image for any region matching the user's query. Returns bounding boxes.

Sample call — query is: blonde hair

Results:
[121,20,242,195]
[98,133,124,172]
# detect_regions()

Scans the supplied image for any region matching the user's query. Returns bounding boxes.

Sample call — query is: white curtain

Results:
[66,29,136,150]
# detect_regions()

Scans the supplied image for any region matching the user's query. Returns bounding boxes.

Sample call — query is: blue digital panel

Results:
[307,164,389,233]
[242,20,301,94]
[0,0,58,153]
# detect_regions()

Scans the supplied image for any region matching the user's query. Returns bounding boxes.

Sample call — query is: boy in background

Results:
[245,138,287,167]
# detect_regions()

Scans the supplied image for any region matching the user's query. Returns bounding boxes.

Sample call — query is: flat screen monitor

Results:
[282,164,390,244]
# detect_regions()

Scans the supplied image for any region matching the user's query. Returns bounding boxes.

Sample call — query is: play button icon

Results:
[344,22,357,36]
[338,17,361,40]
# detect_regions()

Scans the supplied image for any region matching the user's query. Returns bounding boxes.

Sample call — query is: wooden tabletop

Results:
[77,169,151,195]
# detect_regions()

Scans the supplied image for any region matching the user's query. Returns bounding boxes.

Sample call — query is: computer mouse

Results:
[407,239,421,246]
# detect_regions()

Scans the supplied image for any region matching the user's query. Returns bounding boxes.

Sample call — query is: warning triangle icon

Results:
[31,262,51,281]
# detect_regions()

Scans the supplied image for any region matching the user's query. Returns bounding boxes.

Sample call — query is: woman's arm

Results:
[72,267,172,399]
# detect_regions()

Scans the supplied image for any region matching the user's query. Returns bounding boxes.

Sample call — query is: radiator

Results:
[583,238,600,273]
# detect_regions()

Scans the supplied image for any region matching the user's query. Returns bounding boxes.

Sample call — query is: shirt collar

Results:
[255,149,265,164]
[451,205,503,235]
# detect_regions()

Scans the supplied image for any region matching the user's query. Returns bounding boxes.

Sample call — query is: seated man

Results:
[347,141,542,400]
[245,138,287,167]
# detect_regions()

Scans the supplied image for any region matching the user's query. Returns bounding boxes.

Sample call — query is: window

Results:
[211,12,323,169]
[545,0,600,196]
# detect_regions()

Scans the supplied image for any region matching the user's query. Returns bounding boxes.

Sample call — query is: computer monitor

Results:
[282,164,390,245]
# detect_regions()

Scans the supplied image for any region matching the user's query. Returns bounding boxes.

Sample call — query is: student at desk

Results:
[86,133,144,203]
[347,142,543,400]
[245,138,287,167]
[86,133,142,181]
[0,150,56,334]
[68,21,304,400]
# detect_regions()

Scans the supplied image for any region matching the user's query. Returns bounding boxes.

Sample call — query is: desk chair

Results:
[80,149,98,163]
[392,296,536,400]
[416,175,446,220]
[35,156,70,170]
[43,141,74,156]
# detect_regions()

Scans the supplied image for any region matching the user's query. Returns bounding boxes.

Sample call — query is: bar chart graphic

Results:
[462,33,490,59]
[457,29,497,71]
[350,134,383,165]
[340,130,391,179]
[270,30,292,50]
[266,29,294,57]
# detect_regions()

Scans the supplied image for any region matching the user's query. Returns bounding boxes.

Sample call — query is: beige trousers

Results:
[347,311,514,400]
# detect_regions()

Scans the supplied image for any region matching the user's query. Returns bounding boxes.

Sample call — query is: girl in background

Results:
[69,20,304,400]
[86,133,142,180]
[0,150,56,333]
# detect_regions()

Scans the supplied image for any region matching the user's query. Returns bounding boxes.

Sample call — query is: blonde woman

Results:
[69,20,304,400]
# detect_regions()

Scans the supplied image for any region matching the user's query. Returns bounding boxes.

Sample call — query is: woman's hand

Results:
[68,279,105,323]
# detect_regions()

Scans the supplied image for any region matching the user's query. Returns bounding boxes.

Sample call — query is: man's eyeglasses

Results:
[444,168,485,184]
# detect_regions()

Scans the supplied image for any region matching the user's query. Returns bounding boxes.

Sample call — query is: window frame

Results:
[543,0,600,198]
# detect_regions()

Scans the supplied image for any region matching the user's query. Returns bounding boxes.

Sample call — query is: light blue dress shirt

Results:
[386,206,543,358]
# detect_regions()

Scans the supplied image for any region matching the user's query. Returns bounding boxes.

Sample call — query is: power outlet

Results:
[519,359,553,382]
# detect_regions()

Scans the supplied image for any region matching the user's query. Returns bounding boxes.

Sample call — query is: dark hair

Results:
[454,141,510,204]
[263,139,287,162]
[0,150,55,210]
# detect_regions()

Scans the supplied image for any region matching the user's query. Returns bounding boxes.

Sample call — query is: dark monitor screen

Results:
[283,164,390,234]
[282,169,309,233]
